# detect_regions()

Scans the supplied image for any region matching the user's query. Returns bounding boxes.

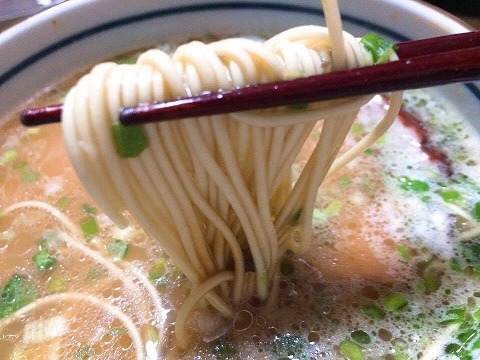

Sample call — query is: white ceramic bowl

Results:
[0,0,478,129]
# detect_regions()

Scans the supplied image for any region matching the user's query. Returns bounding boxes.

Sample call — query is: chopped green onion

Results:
[74,345,93,360]
[398,176,430,193]
[350,123,364,135]
[1,149,18,164]
[439,306,466,326]
[55,197,71,210]
[382,292,408,311]
[14,162,28,171]
[271,333,305,358]
[363,148,373,155]
[324,200,343,217]
[48,275,69,293]
[81,204,97,215]
[172,265,183,278]
[211,336,237,359]
[360,32,397,64]
[375,132,388,145]
[149,258,167,281]
[111,123,149,158]
[362,304,385,320]
[396,245,411,261]
[450,258,463,272]
[438,188,464,205]
[338,175,352,186]
[339,338,363,360]
[33,249,58,271]
[0,274,37,319]
[106,239,131,259]
[146,325,159,343]
[423,270,442,294]
[472,202,480,221]
[20,169,40,182]
[351,330,371,345]
[81,216,99,240]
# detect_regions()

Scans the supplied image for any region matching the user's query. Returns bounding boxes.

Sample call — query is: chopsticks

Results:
[21,31,480,127]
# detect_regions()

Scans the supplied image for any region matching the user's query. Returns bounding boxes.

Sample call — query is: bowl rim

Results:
[0,0,478,116]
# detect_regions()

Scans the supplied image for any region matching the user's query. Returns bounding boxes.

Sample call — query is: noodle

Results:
[60,0,402,344]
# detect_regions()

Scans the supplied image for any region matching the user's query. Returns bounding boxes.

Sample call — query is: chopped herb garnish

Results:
[111,123,149,158]
[438,188,464,205]
[74,345,93,360]
[14,161,40,182]
[398,176,430,193]
[313,200,343,224]
[33,249,58,271]
[81,204,97,215]
[48,275,69,293]
[382,292,408,311]
[441,303,480,359]
[81,216,99,240]
[324,200,343,217]
[149,258,167,281]
[338,175,352,186]
[1,149,18,164]
[146,326,160,343]
[271,333,306,358]
[20,169,40,182]
[362,304,385,320]
[14,162,28,171]
[450,258,463,272]
[0,274,37,319]
[363,148,373,155]
[375,132,388,145]
[439,306,466,325]
[473,202,480,222]
[55,197,71,210]
[339,338,363,360]
[106,239,130,259]
[423,270,442,294]
[211,336,237,359]
[350,123,364,135]
[360,32,397,64]
[396,245,411,261]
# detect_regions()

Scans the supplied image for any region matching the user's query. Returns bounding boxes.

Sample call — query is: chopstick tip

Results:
[20,104,63,127]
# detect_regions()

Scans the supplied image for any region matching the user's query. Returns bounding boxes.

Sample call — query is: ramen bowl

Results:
[0,0,479,359]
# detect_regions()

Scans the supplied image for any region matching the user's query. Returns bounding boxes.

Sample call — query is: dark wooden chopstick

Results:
[21,31,480,127]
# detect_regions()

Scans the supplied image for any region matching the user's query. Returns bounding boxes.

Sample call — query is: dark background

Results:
[426,1,480,16]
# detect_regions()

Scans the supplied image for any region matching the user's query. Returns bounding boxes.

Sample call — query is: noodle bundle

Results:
[61,1,402,345]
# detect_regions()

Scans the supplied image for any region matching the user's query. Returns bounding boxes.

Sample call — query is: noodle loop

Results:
[62,24,402,344]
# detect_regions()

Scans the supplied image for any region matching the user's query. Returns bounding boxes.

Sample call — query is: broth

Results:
[0,62,480,359]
